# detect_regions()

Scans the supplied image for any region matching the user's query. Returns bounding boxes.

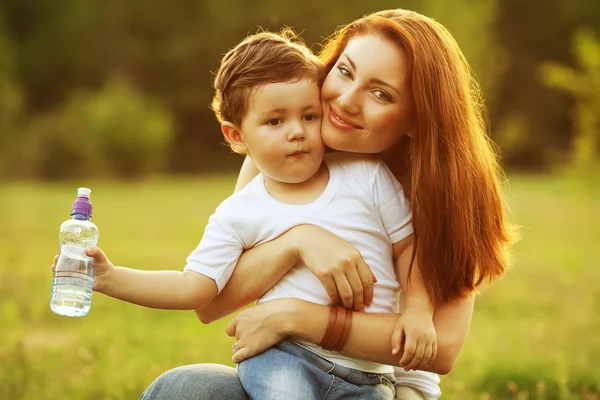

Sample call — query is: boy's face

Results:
[238,78,324,184]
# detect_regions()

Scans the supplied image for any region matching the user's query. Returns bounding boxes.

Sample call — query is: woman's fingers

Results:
[295,225,374,311]
[355,258,375,308]
[232,346,252,363]
[225,318,237,338]
[343,266,365,311]
[318,274,340,305]
[333,273,354,309]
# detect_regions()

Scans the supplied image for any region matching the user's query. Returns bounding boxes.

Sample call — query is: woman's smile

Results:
[327,106,363,130]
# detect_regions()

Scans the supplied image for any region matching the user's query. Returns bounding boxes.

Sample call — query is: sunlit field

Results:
[1,174,598,399]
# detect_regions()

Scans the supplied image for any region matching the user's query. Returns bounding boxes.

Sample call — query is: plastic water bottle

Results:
[50,187,99,317]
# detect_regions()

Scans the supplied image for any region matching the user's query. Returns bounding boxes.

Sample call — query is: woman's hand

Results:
[288,225,376,311]
[226,299,294,363]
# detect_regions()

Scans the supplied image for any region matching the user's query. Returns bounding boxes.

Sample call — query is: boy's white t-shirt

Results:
[185,152,412,374]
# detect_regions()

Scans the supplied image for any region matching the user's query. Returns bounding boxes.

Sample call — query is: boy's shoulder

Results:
[213,174,266,217]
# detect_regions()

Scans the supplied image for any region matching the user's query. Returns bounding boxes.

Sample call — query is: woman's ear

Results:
[221,121,247,154]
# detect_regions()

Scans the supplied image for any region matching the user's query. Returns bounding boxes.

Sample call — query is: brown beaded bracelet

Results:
[324,306,347,350]
[318,305,338,348]
[334,308,353,351]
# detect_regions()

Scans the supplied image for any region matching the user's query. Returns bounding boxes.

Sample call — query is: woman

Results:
[141,9,516,400]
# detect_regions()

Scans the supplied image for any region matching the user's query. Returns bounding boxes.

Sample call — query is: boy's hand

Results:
[391,307,437,371]
[51,246,115,293]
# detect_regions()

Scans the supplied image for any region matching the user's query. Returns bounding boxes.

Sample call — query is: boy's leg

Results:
[239,339,396,400]
[238,340,332,400]
[140,363,248,400]
[325,367,396,400]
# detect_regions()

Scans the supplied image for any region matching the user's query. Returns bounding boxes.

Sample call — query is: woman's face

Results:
[321,34,413,154]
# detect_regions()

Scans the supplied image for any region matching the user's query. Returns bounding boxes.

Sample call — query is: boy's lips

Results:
[289,150,308,158]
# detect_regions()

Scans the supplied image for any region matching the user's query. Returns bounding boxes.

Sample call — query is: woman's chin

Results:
[323,138,363,154]
[322,130,356,153]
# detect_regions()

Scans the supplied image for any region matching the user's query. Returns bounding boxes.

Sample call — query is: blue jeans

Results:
[238,339,396,400]
[141,363,248,400]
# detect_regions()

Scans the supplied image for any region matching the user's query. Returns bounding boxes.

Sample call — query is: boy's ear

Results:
[221,121,247,154]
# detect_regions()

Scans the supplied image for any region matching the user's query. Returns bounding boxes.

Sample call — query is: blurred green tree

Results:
[0,10,24,178]
[540,28,600,179]
[491,0,600,169]
[1,0,599,178]
[19,77,173,180]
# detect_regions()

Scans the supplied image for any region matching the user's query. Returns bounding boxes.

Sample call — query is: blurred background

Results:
[0,0,598,399]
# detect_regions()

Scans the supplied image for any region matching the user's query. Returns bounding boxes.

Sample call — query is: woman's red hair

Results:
[319,9,518,305]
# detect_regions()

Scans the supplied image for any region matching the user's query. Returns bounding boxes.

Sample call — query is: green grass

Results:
[0,174,598,399]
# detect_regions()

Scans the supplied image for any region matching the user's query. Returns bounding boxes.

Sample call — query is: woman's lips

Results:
[328,107,362,130]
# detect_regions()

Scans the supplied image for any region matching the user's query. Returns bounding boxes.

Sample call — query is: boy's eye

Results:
[373,89,391,102]
[303,114,320,122]
[267,118,283,126]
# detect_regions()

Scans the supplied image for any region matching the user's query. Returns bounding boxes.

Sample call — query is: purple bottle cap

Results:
[71,187,93,219]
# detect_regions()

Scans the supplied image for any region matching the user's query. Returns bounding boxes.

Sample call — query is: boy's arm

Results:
[86,246,219,310]
[393,236,434,314]
[104,267,218,310]
[392,235,436,370]
[99,203,243,311]
[194,235,298,323]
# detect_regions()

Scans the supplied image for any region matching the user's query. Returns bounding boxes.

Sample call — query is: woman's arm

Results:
[195,233,298,323]
[227,295,474,375]
[196,223,377,323]
[234,156,260,192]
[336,296,474,374]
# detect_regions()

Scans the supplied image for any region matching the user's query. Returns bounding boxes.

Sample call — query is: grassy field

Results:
[0,174,598,399]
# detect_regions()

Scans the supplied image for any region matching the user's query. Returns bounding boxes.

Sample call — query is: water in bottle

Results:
[50,187,99,317]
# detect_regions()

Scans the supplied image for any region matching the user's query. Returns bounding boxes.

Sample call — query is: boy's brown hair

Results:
[211,28,324,126]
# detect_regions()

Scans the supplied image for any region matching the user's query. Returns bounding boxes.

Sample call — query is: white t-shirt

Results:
[185,152,412,374]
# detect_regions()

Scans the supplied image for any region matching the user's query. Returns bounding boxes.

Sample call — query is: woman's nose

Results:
[337,88,361,116]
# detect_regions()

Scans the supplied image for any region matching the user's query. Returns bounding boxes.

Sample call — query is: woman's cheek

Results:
[321,75,341,102]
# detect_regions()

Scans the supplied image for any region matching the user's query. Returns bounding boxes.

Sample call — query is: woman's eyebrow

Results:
[341,54,356,70]
[342,54,400,96]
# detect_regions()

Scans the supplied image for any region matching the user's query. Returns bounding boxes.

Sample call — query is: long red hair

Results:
[319,9,518,305]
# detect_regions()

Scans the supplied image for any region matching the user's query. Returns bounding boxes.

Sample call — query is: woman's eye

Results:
[373,89,391,102]
[303,114,320,122]
[337,66,352,78]
[267,118,282,126]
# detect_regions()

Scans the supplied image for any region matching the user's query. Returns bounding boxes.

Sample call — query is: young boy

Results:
[54,30,436,399]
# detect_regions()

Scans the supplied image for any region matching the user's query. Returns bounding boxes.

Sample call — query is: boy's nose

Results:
[288,122,306,141]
